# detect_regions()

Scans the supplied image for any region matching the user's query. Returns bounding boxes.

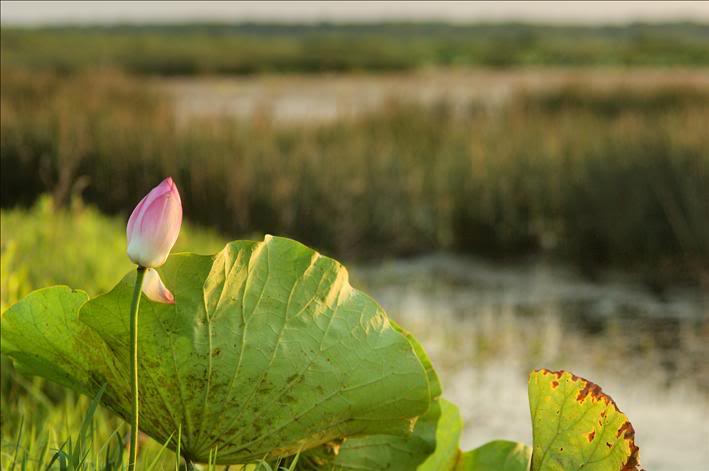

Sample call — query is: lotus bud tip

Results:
[126,177,183,268]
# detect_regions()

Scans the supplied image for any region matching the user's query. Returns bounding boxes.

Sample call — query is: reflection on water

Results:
[350,254,708,471]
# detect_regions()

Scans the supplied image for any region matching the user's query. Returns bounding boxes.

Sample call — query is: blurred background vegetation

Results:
[4,22,709,278]
[2,23,709,73]
[1,15,708,470]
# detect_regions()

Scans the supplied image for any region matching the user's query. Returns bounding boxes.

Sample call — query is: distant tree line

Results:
[2,22,708,75]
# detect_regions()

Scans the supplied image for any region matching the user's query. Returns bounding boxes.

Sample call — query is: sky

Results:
[2,1,709,25]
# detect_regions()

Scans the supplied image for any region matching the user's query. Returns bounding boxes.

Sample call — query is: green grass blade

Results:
[285,451,301,471]
[36,435,49,470]
[45,439,67,470]
[75,383,107,466]
[10,415,24,471]
[174,423,182,471]
[145,432,174,471]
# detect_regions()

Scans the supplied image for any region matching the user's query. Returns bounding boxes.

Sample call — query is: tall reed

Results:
[2,68,708,278]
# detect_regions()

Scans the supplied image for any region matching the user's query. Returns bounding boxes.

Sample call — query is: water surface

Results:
[164,69,709,123]
[350,254,708,470]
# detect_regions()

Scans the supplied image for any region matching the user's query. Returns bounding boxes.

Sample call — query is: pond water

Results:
[349,254,708,470]
[163,68,709,123]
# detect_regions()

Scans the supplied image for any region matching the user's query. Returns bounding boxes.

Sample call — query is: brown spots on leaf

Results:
[576,380,603,403]
[534,368,576,383]
[617,421,633,439]
[606,442,612,448]
[535,369,611,404]
[536,369,564,379]
[587,430,596,442]
[617,421,642,470]
[622,442,642,471]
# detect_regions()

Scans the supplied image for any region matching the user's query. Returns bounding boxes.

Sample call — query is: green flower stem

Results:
[128,266,146,471]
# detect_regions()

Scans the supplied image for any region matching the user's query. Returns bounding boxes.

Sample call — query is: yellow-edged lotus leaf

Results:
[528,369,641,471]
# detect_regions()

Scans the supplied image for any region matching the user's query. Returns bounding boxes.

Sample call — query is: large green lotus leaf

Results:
[295,321,443,470]
[418,399,462,471]
[419,400,530,471]
[456,440,531,471]
[528,369,641,471]
[0,286,125,408]
[304,400,441,471]
[1,236,434,464]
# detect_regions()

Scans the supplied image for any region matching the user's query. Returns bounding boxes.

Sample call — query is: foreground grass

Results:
[0,200,228,469]
[2,68,708,280]
[0,372,176,470]
[2,367,296,470]
[1,370,296,470]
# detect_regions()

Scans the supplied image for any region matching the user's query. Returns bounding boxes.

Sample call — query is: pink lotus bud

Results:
[141,269,175,304]
[126,177,182,268]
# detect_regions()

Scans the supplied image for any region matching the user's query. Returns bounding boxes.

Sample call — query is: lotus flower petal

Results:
[141,268,175,304]
[126,177,182,268]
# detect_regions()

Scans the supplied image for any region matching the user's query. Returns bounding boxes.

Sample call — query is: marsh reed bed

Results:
[2,67,708,280]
